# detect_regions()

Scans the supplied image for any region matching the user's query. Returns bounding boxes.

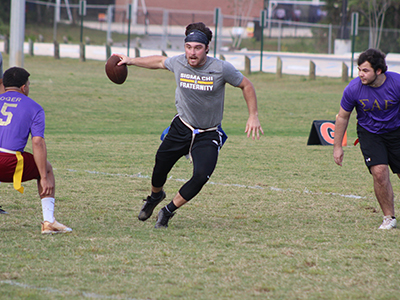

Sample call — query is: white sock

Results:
[41,197,55,223]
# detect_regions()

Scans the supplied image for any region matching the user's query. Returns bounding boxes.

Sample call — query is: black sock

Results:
[151,190,163,200]
[164,201,178,214]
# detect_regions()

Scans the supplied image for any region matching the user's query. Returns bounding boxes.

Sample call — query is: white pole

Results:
[9,0,26,67]
[53,0,60,41]
[132,0,138,25]
[140,0,148,34]
[107,5,114,44]
[162,9,168,51]
[55,0,61,22]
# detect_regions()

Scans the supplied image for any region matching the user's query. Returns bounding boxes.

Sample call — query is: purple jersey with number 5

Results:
[0,91,45,152]
[341,71,400,134]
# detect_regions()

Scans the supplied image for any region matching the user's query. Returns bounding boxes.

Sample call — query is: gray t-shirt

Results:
[164,54,244,129]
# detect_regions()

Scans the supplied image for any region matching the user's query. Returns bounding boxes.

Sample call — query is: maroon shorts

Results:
[0,152,40,182]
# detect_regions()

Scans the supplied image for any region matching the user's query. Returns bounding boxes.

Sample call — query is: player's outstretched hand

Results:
[245,115,264,140]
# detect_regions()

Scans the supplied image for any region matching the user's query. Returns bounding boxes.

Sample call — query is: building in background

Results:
[113,0,325,27]
[113,0,265,25]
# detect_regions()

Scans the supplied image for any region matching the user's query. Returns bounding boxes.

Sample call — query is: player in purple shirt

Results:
[0,52,4,214]
[0,67,72,234]
[0,52,4,94]
[334,49,400,230]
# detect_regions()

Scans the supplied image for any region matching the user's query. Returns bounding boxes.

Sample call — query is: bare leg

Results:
[37,161,55,199]
[172,192,188,208]
[151,186,163,194]
[370,164,395,216]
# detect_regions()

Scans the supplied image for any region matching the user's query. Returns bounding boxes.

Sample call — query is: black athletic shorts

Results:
[357,124,400,173]
[156,116,221,162]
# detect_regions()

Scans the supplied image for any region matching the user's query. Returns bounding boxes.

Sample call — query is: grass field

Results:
[0,54,399,300]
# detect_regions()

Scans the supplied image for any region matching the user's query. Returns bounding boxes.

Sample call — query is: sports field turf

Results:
[1,55,399,299]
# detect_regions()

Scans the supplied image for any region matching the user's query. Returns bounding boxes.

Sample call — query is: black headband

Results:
[184,30,209,46]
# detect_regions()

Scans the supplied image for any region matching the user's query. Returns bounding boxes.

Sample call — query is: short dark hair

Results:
[185,22,213,43]
[357,48,387,73]
[3,67,30,88]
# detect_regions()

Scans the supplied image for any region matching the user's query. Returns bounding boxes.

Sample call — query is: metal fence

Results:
[22,1,400,55]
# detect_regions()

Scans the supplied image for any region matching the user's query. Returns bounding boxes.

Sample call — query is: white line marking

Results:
[60,168,366,200]
[0,280,141,299]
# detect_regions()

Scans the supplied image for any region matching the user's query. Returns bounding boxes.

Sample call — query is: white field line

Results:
[0,280,141,300]
[63,168,366,200]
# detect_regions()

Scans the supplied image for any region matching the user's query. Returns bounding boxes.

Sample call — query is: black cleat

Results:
[138,191,166,221]
[0,206,8,214]
[154,208,175,229]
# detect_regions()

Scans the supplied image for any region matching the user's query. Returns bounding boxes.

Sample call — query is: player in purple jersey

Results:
[0,52,4,94]
[334,48,400,230]
[0,67,72,234]
[0,52,5,214]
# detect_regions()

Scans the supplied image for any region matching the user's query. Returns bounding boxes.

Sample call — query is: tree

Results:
[227,0,259,49]
[349,0,391,48]
[0,0,11,35]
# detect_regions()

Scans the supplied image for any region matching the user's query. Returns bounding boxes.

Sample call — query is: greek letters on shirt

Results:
[358,99,395,111]
[179,73,214,91]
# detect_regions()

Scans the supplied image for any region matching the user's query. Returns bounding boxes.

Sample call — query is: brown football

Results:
[105,55,128,84]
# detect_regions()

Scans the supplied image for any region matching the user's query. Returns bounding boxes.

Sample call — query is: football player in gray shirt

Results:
[116,22,263,228]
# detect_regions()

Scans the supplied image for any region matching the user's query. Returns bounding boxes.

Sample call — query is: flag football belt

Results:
[0,147,24,194]
[179,116,219,163]
[160,116,228,163]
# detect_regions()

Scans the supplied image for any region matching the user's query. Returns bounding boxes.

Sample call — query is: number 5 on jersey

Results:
[0,103,18,126]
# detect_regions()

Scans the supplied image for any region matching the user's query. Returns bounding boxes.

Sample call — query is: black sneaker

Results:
[0,206,8,214]
[138,191,166,221]
[154,208,175,229]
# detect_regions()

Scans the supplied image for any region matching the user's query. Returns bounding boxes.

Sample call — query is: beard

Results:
[361,74,378,86]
